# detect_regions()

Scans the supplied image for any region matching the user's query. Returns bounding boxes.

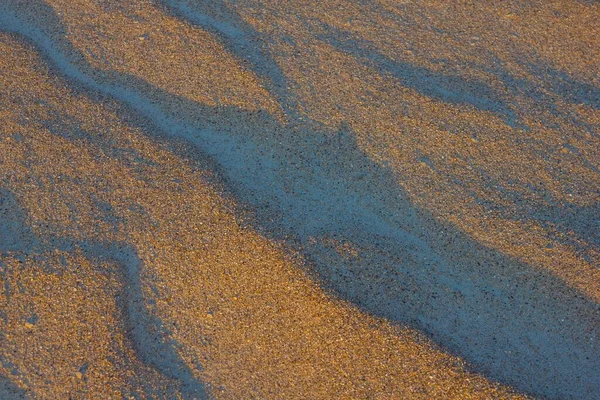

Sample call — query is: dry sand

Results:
[0,1,598,399]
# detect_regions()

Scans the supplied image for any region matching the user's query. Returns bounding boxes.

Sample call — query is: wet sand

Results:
[0,1,598,399]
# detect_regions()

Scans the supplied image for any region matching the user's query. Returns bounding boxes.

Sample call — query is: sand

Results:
[0,1,598,399]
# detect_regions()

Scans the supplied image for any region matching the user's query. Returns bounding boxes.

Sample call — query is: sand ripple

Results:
[0,1,598,399]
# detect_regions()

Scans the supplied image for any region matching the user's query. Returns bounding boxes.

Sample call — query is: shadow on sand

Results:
[0,2,599,398]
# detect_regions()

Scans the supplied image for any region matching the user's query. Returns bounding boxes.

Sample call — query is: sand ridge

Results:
[0,0,598,399]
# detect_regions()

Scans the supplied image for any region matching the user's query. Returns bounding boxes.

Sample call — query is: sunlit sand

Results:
[0,1,598,399]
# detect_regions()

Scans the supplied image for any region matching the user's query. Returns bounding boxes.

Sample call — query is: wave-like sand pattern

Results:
[0,1,598,399]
